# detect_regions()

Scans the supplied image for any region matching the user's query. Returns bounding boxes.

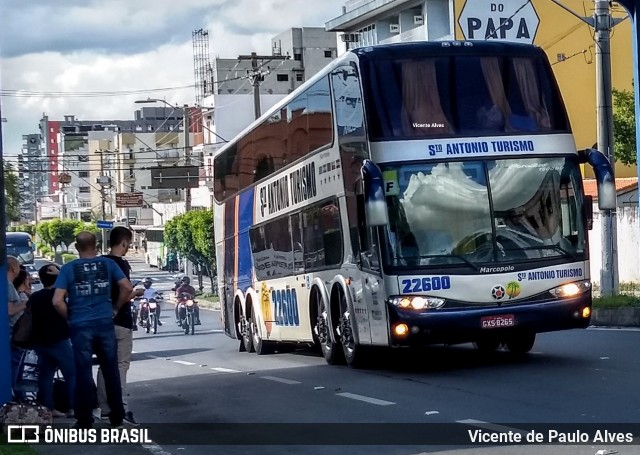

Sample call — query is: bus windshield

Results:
[359,53,570,140]
[383,157,586,270]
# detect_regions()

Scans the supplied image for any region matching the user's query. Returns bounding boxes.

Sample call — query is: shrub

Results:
[593,294,640,308]
[61,253,78,264]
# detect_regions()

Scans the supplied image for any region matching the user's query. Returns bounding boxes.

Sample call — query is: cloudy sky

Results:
[0,0,345,158]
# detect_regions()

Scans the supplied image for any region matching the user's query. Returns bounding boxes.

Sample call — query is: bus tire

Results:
[338,291,369,368]
[314,287,344,365]
[505,332,536,355]
[250,319,273,355]
[473,336,502,352]
[242,317,254,353]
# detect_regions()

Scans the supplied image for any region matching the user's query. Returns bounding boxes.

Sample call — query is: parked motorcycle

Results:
[138,297,159,334]
[177,293,196,335]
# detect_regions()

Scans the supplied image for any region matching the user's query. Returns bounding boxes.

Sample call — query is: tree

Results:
[3,161,21,224]
[73,222,102,249]
[60,220,82,249]
[37,221,54,249]
[164,210,217,291]
[46,219,65,250]
[612,87,637,165]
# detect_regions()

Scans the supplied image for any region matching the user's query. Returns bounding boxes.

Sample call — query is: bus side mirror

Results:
[580,148,616,210]
[361,160,389,226]
[585,195,593,230]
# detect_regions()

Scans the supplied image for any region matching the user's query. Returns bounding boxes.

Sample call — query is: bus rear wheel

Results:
[505,332,536,355]
[250,317,273,355]
[241,315,254,353]
[314,289,344,365]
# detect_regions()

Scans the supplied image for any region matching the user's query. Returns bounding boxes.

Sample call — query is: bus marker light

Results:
[394,324,409,336]
[410,326,420,334]
[582,307,591,318]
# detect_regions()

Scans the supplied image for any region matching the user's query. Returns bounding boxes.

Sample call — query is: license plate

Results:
[481,314,515,329]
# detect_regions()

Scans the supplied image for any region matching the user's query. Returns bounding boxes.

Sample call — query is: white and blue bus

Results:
[212,41,615,366]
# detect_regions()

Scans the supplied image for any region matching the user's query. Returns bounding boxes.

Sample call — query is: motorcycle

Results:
[177,293,196,335]
[138,297,159,334]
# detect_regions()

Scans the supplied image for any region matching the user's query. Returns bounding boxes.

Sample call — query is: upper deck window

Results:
[360,53,569,141]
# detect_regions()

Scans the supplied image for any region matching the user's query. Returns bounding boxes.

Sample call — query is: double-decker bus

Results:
[144,227,166,269]
[6,232,35,264]
[212,41,615,367]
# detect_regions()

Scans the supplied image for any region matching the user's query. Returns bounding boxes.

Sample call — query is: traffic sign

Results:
[116,192,144,208]
[459,0,539,44]
[96,220,114,229]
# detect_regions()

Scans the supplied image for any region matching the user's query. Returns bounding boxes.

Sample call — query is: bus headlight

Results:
[388,296,445,310]
[549,280,591,298]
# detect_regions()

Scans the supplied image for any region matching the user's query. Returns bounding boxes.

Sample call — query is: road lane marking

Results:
[211,367,241,373]
[424,411,440,416]
[336,392,395,406]
[261,376,301,385]
[456,419,527,436]
[146,354,161,359]
[142,442,172,455]
[173,360,196,366]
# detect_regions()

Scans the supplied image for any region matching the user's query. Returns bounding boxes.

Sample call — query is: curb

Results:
[590,307,640,327]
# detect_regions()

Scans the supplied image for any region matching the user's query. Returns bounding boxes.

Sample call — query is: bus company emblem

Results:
[491,285,506,300]
[506,281,521,299]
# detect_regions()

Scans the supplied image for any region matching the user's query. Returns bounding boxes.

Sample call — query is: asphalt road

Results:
[19,256,640,455]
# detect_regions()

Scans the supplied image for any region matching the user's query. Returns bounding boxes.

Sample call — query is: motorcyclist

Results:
[141,277,163,326]
[174,276,201,325]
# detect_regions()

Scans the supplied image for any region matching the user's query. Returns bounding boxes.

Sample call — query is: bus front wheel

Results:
[505,332,536,355]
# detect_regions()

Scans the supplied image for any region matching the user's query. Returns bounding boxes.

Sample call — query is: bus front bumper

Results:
[387,294,592,346]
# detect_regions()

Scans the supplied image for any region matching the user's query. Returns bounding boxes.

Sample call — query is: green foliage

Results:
[74,222,100,237]
[612,87,637,166]
[13,224,36,235]
[60,220,81,247]
[163,209,216,276]
[61,253,79,264]
[593,294,640,308]
[39,245,51,256]
[3,160,21,223]
[36,222,54,249]
[45,219,65,249]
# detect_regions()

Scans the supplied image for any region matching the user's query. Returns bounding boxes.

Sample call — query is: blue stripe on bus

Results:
[237,188,255,293]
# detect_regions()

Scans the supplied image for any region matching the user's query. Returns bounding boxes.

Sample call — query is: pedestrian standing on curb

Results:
[7,256,27,401]
[30,264,76,417]
[95,226,142,425]
[53,231,133,429]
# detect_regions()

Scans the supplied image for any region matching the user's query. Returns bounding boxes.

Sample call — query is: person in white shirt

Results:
[141,278,162,326]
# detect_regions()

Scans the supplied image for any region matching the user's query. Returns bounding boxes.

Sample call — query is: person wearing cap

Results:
[30,263,76,417]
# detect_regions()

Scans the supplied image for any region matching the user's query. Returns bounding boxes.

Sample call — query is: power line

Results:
[0,75,246,99]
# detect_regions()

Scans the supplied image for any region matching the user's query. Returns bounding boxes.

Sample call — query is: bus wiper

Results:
[517,245,577,261]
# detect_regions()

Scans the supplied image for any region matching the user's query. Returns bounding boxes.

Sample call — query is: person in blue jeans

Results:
[53,232,133,429]
[30,264,76,417]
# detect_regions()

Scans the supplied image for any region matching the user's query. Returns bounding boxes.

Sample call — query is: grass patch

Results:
[196,293,220,310]
[0,432,38,455]
[593,294,640,308]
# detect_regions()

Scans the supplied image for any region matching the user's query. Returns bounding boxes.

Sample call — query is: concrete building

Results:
[17,134,48,222]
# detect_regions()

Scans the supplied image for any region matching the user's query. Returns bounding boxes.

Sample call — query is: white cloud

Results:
[0,0,345,158]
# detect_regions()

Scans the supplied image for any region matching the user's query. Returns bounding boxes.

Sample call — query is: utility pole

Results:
[237,52,289,120]
[97,150,109,253]
[595,0,618,296]
[549,0,621,296]
[184,106,192,212]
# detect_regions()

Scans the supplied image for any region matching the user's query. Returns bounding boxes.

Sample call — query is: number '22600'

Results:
[401,276,451,293]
